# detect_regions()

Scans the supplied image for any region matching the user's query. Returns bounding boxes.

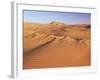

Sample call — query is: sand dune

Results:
[24,34,56,54]
[23,22,91,69]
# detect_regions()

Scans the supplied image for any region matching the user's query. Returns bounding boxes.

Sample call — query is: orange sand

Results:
[23,22,91,69]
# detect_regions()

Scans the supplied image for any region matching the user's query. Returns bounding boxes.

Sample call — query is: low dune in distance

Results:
[23,22,91,69]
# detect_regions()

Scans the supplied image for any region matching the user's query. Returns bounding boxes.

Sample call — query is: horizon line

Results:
[23,21,91,25]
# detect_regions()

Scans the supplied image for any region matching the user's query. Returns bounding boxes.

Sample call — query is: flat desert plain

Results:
[23,22,91,69]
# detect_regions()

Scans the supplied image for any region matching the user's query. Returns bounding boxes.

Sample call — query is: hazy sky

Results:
[23,10,91,24]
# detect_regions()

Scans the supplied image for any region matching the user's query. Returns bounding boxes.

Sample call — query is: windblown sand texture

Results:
[23,21,91,69]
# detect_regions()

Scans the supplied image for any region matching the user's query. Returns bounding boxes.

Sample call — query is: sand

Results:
[23,22,91,69]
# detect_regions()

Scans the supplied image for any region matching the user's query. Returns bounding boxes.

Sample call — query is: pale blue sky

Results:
[23,10,91,24]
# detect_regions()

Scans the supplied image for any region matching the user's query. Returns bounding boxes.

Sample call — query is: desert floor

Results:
[23,22,91,69]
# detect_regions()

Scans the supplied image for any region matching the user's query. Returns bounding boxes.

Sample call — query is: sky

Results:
[23,10,91,25]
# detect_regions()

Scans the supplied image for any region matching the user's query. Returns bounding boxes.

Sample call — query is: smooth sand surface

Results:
[23,22,91,69]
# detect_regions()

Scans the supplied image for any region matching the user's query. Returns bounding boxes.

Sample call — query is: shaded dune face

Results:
[23,22,91,69]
